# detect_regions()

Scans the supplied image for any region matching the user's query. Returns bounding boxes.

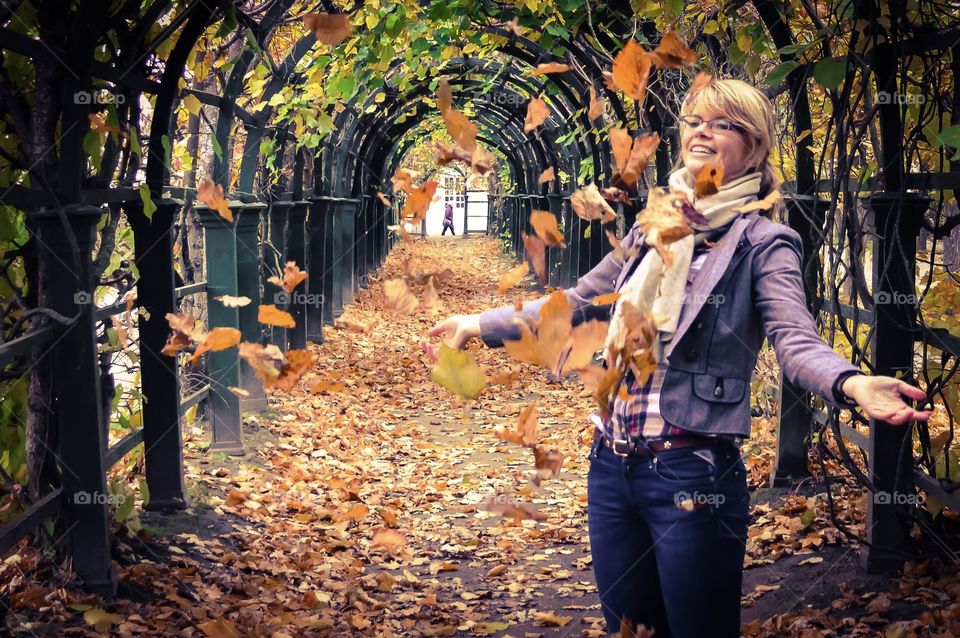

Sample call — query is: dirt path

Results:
[5,236,957,637]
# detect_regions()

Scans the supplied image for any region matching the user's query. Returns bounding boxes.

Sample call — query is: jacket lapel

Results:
[663,215,753,359]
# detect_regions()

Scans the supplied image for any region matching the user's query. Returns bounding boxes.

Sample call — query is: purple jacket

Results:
[478,213,861,437]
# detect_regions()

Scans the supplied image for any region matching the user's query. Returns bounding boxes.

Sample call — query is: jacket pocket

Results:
[692,374,746,404]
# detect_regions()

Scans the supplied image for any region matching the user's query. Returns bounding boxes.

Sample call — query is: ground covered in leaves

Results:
[3,236,960,637]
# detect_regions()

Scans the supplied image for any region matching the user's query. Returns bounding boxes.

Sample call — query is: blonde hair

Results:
[678,78,781,217]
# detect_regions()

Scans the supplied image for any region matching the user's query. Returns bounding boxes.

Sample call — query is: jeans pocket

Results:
[652,447,717,483]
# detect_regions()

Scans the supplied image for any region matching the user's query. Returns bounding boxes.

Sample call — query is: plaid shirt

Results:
[602,244,741,446]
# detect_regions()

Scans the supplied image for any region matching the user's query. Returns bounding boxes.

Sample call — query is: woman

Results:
[426,79,930,637]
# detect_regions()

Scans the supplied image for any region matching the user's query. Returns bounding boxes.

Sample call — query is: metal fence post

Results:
[306,197,330,339]
[193,206,244,455]
[263,201,291,351]
[862,192,929,573]
[235,203,268,413]
[32,204,117,597]
[287,201,310,349]
[126,197,188,510]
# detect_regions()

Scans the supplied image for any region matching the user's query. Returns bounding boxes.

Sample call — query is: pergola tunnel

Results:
[1,0,960,635]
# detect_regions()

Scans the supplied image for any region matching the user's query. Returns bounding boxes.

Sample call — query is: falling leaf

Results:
[228,386,249,397]
[197,178,233,222]
[521,233,547,284]
[371,528,407,554]
[387,224,414,241]
[421,276,441,313]
[693,160,724,198]
[215,295,251,308]
[537,166,555,184]
[592,292,621,305]
[530,62,571,76]
[304,13,351,47]
[189,327,241,366]
[333,317,369,332]
[532,445,564,484]
[503,291,607,377]
[636,186,694,267]
[570,184,617,223]
[482,494,547,522]
[588,85,605,121]
[494,402,538,447]
[689,71,713,97]
[430,343,488,400]
[401,180,438,223]
[384,278,419,314]
[88,113,122,135]
[273,349,314,391]
[504,16,522,35]
[732,190,782,214]
[437,79,478,152]
[83,609,124,632]
[610,129,660,188]
[601,186,631,204]
[391,168,419,193]
[238,342,283,385]
[258,304,296,328]
[161,312,202,356]
[530,210,566,247]
[267,261,308,293]
[470,147,495,175]
[498,262,529,294]
[376,191,392,206]
[648,29,698,68]
[310,376,345,393]
[436,142,472,167]
[524,97,550,133]
[612,40,653,102]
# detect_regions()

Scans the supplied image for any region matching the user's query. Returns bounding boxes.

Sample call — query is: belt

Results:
[593,430,720,458]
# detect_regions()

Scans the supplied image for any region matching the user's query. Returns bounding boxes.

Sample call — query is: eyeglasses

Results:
[679,115,745,134]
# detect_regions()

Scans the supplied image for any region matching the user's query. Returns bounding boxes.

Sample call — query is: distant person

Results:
[442,202,456,235]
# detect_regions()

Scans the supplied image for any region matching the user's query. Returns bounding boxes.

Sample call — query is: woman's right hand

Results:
[422,314,482,361]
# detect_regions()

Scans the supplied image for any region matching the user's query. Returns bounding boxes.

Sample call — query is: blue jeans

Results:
[586,437,750,637]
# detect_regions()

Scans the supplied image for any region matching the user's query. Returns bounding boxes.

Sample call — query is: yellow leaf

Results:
[83,609,124,631]
[182,93,202,116]
[430,343,488,400]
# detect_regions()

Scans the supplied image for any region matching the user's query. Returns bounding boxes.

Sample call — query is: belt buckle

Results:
[611,438,633,457]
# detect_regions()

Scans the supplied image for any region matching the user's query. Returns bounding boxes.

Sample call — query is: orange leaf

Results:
[371,528,407,554]
[391,168,419,193]
[238,342,284,385]
[401,180,438,223]
[693,160,724,198]
[521,233,547,284]
[258,304,296,328]
[383,278,419,314]
[532,445,565,484]
[530,62,571,76]
[612,40,652,102]
[588,85,605,121]
[197,178,233,222]
[376,191,392,206]
[267,261,307,293]
[592,292,621,305]
[689,71,713,97]
[635,187,693,267]
[387,224,414,241]
[200,619,243,638]
[570,184,617,223]
[273,349,313,391]
[498,262,529,294]
[494,402,538,447]
[537,166,555,184]
[530,210,566,247]
[189,327,241,366]
[524,97,550,133]
[732,190,782,214]
[303,13,351,47]
[482,495,548,523]
[648,29,698,68]
[610,129,660,188]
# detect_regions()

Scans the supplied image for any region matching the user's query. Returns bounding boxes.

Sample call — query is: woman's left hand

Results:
[842,374,932,425]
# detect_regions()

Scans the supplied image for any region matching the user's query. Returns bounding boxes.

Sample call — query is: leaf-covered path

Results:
[6,236,960,637]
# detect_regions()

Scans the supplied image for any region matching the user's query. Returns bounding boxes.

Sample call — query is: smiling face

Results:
[680,105,758,184]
